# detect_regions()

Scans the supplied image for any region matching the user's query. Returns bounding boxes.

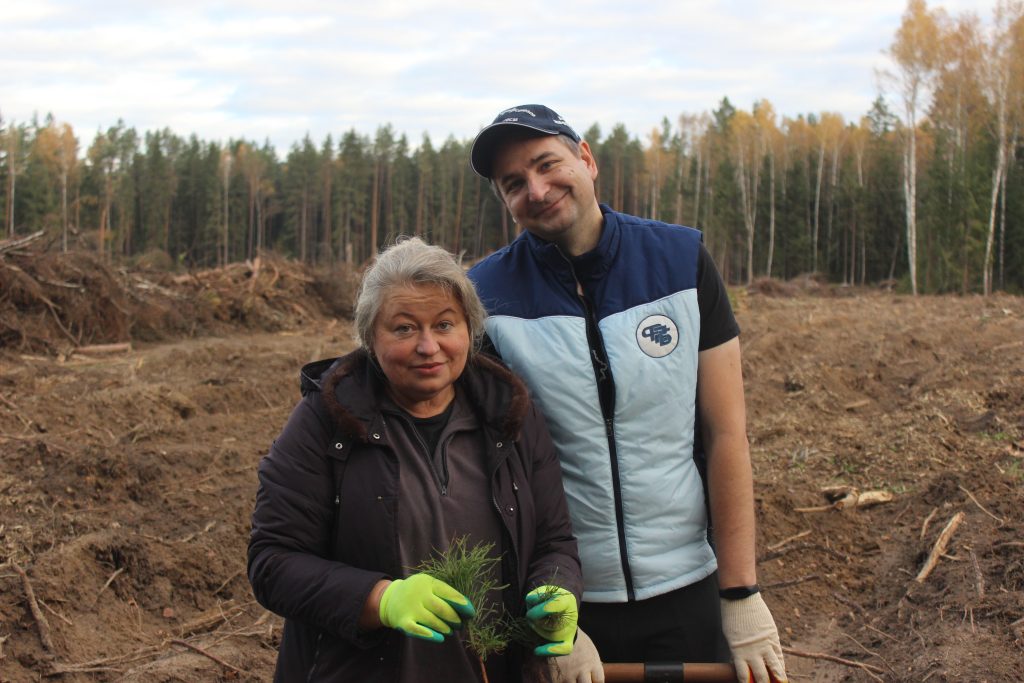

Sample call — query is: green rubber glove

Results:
[525,584,578,656]
[378,573,476,642]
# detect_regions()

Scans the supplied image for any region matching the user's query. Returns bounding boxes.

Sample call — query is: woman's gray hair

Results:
[354,236,487,356]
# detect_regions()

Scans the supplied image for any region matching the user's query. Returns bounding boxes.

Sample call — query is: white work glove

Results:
[720,593,787,683]
[547,626,605,683]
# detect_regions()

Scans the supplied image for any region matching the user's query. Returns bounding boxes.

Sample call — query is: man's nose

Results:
[526,174,549,202]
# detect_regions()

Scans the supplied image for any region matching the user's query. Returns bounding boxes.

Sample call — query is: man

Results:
[467,105,787,683]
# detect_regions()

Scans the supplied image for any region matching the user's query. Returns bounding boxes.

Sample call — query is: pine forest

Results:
[3,0,1023,294]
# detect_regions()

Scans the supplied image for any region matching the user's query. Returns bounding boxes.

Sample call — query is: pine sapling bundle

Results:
[415,536,509,683]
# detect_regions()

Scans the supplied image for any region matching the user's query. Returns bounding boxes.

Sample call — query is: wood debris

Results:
[795,486,895,513]
[916,512,965,582]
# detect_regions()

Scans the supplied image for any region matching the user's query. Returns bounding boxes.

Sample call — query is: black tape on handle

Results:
[644,662,684,683]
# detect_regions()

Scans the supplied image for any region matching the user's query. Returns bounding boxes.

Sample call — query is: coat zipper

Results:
[306,632,324,681]
[491,443,520,607]
[389,413,451,496]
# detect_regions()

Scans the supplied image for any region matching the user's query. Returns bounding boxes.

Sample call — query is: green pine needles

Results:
[415,536,509,681]
[416,536,571,683]
[506,578,576,653]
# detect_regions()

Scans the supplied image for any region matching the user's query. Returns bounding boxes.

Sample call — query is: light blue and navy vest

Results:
[469,206,716,603]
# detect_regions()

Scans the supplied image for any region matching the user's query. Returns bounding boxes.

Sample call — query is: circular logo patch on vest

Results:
[636,314,679,358]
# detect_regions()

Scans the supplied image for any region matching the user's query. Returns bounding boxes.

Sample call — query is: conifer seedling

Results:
[415,536,509,683]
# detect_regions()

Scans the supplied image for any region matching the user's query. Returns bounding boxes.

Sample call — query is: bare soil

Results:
[1,257,1022,682]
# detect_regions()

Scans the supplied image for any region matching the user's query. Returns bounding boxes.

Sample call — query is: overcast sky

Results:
[1,0,997,154]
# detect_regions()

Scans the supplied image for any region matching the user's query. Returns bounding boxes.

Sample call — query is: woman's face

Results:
[372,283,470,417]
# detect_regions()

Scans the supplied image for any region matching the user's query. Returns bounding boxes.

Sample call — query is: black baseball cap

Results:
[470,104,581,179]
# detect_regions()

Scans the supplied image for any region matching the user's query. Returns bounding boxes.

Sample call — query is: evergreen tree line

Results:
[2,0,1023,294]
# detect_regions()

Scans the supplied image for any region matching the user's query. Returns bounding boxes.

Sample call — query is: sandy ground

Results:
[1,290,1022,682]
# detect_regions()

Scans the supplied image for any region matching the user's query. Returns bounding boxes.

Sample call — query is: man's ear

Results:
[579,140,599,181]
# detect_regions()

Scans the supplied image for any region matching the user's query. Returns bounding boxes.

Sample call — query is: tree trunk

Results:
[324,168,333,263]
[221,164,230,267]
[60,170,68,253]
[813,143,824,273]
[827,145,839,275]
[674,144,685,225]
[766,152,776,278]
[983,136,1005,296]
[370,161,381,257]
[453,165,465,254]
[6,163,14,237]
[904,119,919,296]
[300,189,309,263]
[692,148,703,228]
[998,141,1010,290]
[415,171,425,237]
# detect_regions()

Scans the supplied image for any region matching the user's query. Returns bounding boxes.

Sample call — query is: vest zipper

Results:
[561,252,636,601]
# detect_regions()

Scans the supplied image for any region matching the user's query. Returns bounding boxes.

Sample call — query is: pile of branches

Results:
[0,232,133,352]
[0,233,360,354]
[161,253,358,332]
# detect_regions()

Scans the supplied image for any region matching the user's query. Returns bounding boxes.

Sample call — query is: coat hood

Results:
[299,348,531,444]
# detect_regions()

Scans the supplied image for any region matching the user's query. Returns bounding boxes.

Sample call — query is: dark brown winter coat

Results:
[248,349,581,682]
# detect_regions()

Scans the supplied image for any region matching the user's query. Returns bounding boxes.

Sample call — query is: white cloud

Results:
[0,0,1000,152]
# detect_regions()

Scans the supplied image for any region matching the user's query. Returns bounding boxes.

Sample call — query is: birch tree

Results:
[755,102,781,279]
[886,0,944,295]
[731,110,763,283]
[980,0,1024,294]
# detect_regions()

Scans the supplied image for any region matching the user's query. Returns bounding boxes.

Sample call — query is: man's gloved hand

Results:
[720,593,787,683]
[525,584,578,656]
[548,626,604,682]
[378,573,476,642]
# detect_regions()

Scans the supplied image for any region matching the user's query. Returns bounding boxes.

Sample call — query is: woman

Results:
[248,237,583,682]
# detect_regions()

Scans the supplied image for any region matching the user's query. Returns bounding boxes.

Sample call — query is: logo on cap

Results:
[636,315,679,358]
[500,107,537,118]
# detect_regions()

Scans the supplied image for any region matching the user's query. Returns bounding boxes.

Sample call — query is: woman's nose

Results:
[416,331,439,355]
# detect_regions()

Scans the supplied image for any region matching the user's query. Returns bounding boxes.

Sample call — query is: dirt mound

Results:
[0,239,359,355]
[0,278,1022,681]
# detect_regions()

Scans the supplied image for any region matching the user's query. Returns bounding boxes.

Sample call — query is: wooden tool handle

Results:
[603,662,738,683]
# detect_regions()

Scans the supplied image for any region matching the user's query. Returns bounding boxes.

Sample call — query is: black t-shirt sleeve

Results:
[696,242,740,351]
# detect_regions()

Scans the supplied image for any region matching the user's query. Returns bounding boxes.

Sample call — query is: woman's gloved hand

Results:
[548,626,604,682]
[525,584,578,656]
[378,573,476,642]
[720,593,787,683]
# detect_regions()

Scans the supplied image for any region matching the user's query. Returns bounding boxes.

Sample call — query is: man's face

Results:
[491,135,601,253]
